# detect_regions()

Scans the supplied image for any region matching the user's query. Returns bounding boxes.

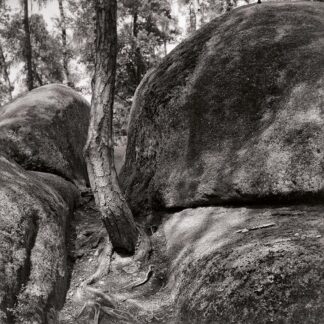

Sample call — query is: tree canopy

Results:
[1,0,321,132]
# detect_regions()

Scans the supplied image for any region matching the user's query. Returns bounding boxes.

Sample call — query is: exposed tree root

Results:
[131,264,154,289]
[78,224,155,322]
[101,306,138,322]
[83,237,113,286]
[82,286,118,307]
[123,264,155,290]
[133,225,152,262]
[76,286,140,323]
[82,225,152,287]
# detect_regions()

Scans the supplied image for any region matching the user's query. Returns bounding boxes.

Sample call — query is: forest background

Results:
[0,0,259,143]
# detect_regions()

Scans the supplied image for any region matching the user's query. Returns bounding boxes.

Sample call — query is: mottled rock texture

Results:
[163,205,324,324]
[121,2,324,214]
[0,156,79,323]
[0,84,90,187]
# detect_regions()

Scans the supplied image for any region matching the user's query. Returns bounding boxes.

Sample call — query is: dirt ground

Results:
[58,194,324,324]
[58,196,174,324]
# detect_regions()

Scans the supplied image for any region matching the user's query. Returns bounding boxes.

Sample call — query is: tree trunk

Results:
[200,0,206,25]
[33,62,43,86]
[23,0,33,91]
[84,0,138,253]
[188,1,197,33]
[195,0,202,28]
[187,0,203,33]
[133,9,145,86]
[58,0,73,87]
[0,43,13,100]
[163,39,167,57]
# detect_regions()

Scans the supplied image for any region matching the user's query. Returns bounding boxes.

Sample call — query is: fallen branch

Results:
[236,223,276,233]
[134,225,152,262]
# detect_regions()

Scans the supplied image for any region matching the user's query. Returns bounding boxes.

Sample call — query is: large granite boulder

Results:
[0,84,90,187]
[163,205,324,323]
[0,156,78,323]
[121,2,324,214]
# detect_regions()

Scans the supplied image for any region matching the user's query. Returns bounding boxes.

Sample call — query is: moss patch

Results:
[121,2,324,214]
[162,205,324,323]
[0,156,78,323]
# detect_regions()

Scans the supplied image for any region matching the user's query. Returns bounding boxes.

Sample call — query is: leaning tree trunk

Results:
[58,0,73,87]
[22,0,33,91]
[84,0,138,253]
[0,43,12,100]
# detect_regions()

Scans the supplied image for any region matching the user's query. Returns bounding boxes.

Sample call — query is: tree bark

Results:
[0,43,12,100]
[132,9,145,86]
[23,0,34,91]
[199,0,206,25]
[163,39,167,56]
[84,0,138,253]
[187,0,203,33]
[58,0,73,87]
[195,0,202,28]
[188,1,197,33]
[33,62,43,86]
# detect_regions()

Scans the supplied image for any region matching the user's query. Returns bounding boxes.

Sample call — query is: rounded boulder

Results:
[121,2,324,214]
[0,84,90,187]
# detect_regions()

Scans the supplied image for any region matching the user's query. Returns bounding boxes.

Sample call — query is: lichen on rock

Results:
[0,156,79,323]
[0,84,90,188]
[120,2,324,323]
[121,2,324,215]
[0,84,90,323]
[163,205,324,323]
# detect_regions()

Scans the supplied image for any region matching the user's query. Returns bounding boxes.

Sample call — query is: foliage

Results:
[118,0,179,97]
[178,0,248,34]
[66,0,179,142]
[68,0,179,99]
[0,1,12,104]
[29,14,64,86]
[2,13,63,88]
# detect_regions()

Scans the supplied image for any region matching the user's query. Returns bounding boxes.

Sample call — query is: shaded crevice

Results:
[4,211,39,322]
[153,192,324,215]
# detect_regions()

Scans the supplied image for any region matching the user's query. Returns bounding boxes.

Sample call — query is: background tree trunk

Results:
[195,0,202,29]
[133,9,145,86]
[58,0,73,87]
[23,0,34,91]
[188,1,197,33]
[84,0,138,253]
[0,43,13,100]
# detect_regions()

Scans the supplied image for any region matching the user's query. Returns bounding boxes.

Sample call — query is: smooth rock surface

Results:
[0,84,90,187]
[0,156,78,323]
[163,205,324,323]
[121,2,324,214]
